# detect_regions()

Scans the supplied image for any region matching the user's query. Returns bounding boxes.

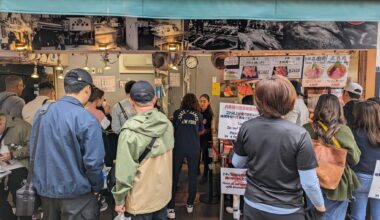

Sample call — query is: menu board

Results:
[92,76,116,92]
[239,57,272,80]
[271,56,304,78]
[303,55,350,88]
[224,56,240,80]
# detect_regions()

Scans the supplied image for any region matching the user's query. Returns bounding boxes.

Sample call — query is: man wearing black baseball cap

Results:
[113,81,174,220]
[32,69,105,219]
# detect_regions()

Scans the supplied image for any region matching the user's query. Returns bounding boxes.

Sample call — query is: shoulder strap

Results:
[0,128,9,144]
[42,99,49,105]
[26,102,53,184]
[118,102,128,121]
[317,121,342,149]
[138,137,157,163]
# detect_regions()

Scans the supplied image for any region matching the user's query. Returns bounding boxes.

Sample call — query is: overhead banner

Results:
[303,55,350,88]
[221,168,248,196]
[218,103,259,140]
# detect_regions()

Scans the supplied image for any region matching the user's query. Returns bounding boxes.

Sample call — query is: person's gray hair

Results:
[5,75,22,89]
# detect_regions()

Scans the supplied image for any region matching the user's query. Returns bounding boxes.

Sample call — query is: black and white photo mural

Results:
[0,13,377,51]
[185,20,377,50]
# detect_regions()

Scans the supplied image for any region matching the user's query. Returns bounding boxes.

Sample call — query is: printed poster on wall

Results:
[271,56,304,78]
[303,55,350,88]
[218,103,259,140]
[221,168,248,196]
[369,160,380,199]
[239,57,272,80]
[224,56,241,80]
[92,76,116,92]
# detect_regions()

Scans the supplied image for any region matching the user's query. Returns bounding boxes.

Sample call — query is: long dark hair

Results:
[353,101,380,146]
[181,93,200,111]
[200,93,214,116]
[313,94,345,143]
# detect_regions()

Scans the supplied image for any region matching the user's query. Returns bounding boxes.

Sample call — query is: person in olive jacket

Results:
[0,113,31,220]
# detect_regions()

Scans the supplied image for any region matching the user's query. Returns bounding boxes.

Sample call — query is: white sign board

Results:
[369,160,380,199]
[92,76,116,92]
[169,72,181,87]
[221,168,248,195]
[218,103,259,140]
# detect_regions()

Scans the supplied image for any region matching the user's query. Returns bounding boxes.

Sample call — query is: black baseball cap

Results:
[64,68,94,87]
[130,81,155,103]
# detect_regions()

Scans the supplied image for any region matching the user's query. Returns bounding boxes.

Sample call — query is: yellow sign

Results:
[212,82,221,96]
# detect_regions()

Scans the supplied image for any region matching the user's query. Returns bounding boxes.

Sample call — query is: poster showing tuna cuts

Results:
[185,20,377,50]
[303,55,350,88]
[0,13,126,51]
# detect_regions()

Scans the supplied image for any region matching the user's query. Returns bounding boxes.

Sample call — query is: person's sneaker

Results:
[226,206,234,214]
[167,209,175,219]
[186,204,194,213]
[99,200,108,212]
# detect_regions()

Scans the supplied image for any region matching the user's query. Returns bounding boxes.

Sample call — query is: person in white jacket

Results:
[284,80,309,126]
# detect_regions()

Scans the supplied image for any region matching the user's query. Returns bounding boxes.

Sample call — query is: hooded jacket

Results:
[112,108,174,215]
[0,92,25,118]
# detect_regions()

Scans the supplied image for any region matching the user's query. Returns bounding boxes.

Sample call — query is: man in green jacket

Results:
[112,81,174,220]
[0,113,31,220]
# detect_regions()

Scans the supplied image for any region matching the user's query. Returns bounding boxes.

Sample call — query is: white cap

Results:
[344,82,363,95]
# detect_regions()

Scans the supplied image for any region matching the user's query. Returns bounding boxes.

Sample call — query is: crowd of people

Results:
[0,69,379,220]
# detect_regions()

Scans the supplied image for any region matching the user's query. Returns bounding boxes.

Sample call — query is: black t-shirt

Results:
[234,116,317,209]
[173,108,204,154]
[200,107,213,144]
[352,129,380,175]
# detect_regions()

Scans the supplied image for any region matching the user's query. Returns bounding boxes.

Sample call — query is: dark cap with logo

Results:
[64,68,94,87]
[130,81,155,103]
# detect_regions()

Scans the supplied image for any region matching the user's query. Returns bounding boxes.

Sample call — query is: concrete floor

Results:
[100,164,237,220]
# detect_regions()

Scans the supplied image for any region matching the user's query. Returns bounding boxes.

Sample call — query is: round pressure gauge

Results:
[185,56,198,69]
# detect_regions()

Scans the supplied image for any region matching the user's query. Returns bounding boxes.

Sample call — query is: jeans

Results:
[350,173,380,220]
[41,193,99,220]
[125,206,167,220]
[306,193,348,220]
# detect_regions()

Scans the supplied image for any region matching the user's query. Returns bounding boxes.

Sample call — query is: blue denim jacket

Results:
[31,96,105,198]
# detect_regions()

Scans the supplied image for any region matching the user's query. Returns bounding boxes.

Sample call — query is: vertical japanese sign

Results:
[218,103,259,140]
[369,160,380,199]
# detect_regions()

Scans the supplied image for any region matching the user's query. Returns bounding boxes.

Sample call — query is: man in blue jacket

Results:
[31,68,105,220]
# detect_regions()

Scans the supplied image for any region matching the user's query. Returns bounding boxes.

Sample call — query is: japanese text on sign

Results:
[221,168,248,195]
[369,160,380,199]
[218,103,259,140]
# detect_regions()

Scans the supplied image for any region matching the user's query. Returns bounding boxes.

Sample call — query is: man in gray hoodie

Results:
[0,75,25,118]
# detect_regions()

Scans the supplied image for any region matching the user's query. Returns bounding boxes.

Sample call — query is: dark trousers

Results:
[168,152,200,209]
[41,193,99,220]
[244,203,305,220]
[200,140,211,177]
[125,206,167,220]
[0,167,28,220]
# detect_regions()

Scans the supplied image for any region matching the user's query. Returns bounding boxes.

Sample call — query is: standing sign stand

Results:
[217,103,259,220]
[369,160,380,199]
